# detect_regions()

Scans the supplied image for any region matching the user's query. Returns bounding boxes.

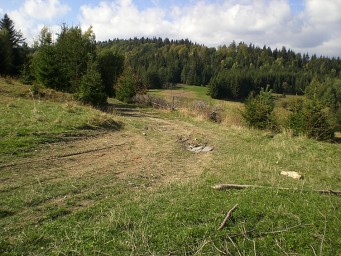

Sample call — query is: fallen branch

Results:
[218,204,238,230]
[212,184,341,196]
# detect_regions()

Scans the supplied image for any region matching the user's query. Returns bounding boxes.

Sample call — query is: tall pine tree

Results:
[0,14,26,75]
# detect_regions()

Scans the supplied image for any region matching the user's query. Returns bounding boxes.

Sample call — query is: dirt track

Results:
[1,107,214,192]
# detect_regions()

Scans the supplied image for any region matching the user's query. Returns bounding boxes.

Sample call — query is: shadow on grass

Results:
[332,137,341,144]
[104,103,151,118]
[79,119,124,131]
[0,210,15,218]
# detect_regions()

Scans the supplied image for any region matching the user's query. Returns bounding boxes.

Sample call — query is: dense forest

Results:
[1,14,340,136]
[99,37,341,98]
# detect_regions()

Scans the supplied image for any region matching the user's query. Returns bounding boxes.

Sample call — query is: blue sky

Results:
[1,0,340,57]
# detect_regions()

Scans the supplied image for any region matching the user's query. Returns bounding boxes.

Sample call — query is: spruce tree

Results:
[77,57,107,107]
[0,28,13,74]
[242,85,275,129]
[0,14,25,75]
[0,14,24,48]
[97,48,124,97]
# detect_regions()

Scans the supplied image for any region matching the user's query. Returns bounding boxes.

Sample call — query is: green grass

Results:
[1,79,341,255]
[1,172,340,255]
[0,79,120,160]
[149,84,213,102]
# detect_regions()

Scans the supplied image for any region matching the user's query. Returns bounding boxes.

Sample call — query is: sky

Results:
[0,0,340,57]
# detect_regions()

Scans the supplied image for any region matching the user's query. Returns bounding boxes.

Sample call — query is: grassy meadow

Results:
[0,78,120,162]
[1,79,341,255]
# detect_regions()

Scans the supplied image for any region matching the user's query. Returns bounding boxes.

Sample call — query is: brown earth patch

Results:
[1,109,214,193]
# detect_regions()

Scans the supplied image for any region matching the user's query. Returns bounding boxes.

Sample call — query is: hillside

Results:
[1,79,341,255]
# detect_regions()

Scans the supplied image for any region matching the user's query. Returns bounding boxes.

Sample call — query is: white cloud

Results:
[169,0,293,45]
[305,0,341,24]
[78,0,341,56]
[8,0,70,45]
[22,0,70,20]
[286,0,341,55]
[79,0,171,40]
[3,0,341,56]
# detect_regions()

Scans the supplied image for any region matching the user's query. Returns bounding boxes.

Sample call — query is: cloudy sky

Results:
[1,0,340,57]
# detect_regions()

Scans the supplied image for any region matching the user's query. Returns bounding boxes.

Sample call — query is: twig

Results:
[226,234,242,256]
[319,211,327,256]
[218,204,238,230]
[193,239,211,255]
[213,183,341,196]
[229,223,312,238]
[257,223,311,236]
[212,241,228,255]
[310,245,318,256]
[275,239,289,256]
[253,240,257,256]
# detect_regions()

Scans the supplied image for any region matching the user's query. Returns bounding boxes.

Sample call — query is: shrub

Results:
[242,85,274,129]
[116,68,144,103]
[97,48,124,97]
[287,98,335,140]
[76,58,107,107]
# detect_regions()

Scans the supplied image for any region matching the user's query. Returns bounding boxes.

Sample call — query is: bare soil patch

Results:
[1,108,214,193]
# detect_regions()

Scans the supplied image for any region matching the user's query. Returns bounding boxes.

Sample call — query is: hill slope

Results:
[1,79,340,255]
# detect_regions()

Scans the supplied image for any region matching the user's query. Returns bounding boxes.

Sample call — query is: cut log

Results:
[212,184,341,196]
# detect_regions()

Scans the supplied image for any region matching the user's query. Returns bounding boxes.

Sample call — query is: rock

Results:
[202,146,214,152]
[189,146,205,152]
[280,171,302,180]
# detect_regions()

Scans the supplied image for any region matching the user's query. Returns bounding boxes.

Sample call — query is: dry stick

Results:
[213,184,341,196]
[218,204,238,230]
[226,234,242,256]
[229,223,312,239]
[319,211,327,256]
[310,245,318,256]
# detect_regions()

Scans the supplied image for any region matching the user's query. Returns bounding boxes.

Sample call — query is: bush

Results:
[242,86,274,129]
[287,98,335,140]
[76,58,107,107]
[97,48,124,97]
[116,68,144,103]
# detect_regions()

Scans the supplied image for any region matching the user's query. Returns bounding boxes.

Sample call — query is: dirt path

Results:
[1,107,214,192]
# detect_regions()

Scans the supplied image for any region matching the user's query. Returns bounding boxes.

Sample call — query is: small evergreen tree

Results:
[76,57,107,107]
[243,85,275,129]
[32,45,63,89]
[287,97,335,140]
[97,48,124,97]
[116,68,144,103]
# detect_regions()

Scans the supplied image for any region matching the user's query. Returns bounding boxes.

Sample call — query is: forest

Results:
[1,13,341,136]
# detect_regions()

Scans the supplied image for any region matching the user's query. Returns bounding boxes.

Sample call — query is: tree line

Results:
[0,14,340,131]
[99,37,341,97]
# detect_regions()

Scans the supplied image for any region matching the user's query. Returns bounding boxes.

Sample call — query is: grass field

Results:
[0,78,120,162]
[1,79,340,255]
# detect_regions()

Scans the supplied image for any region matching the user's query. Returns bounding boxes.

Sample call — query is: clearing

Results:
[1,80,341,255]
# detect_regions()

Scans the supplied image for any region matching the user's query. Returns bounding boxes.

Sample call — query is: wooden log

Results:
[212,184,341,196]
